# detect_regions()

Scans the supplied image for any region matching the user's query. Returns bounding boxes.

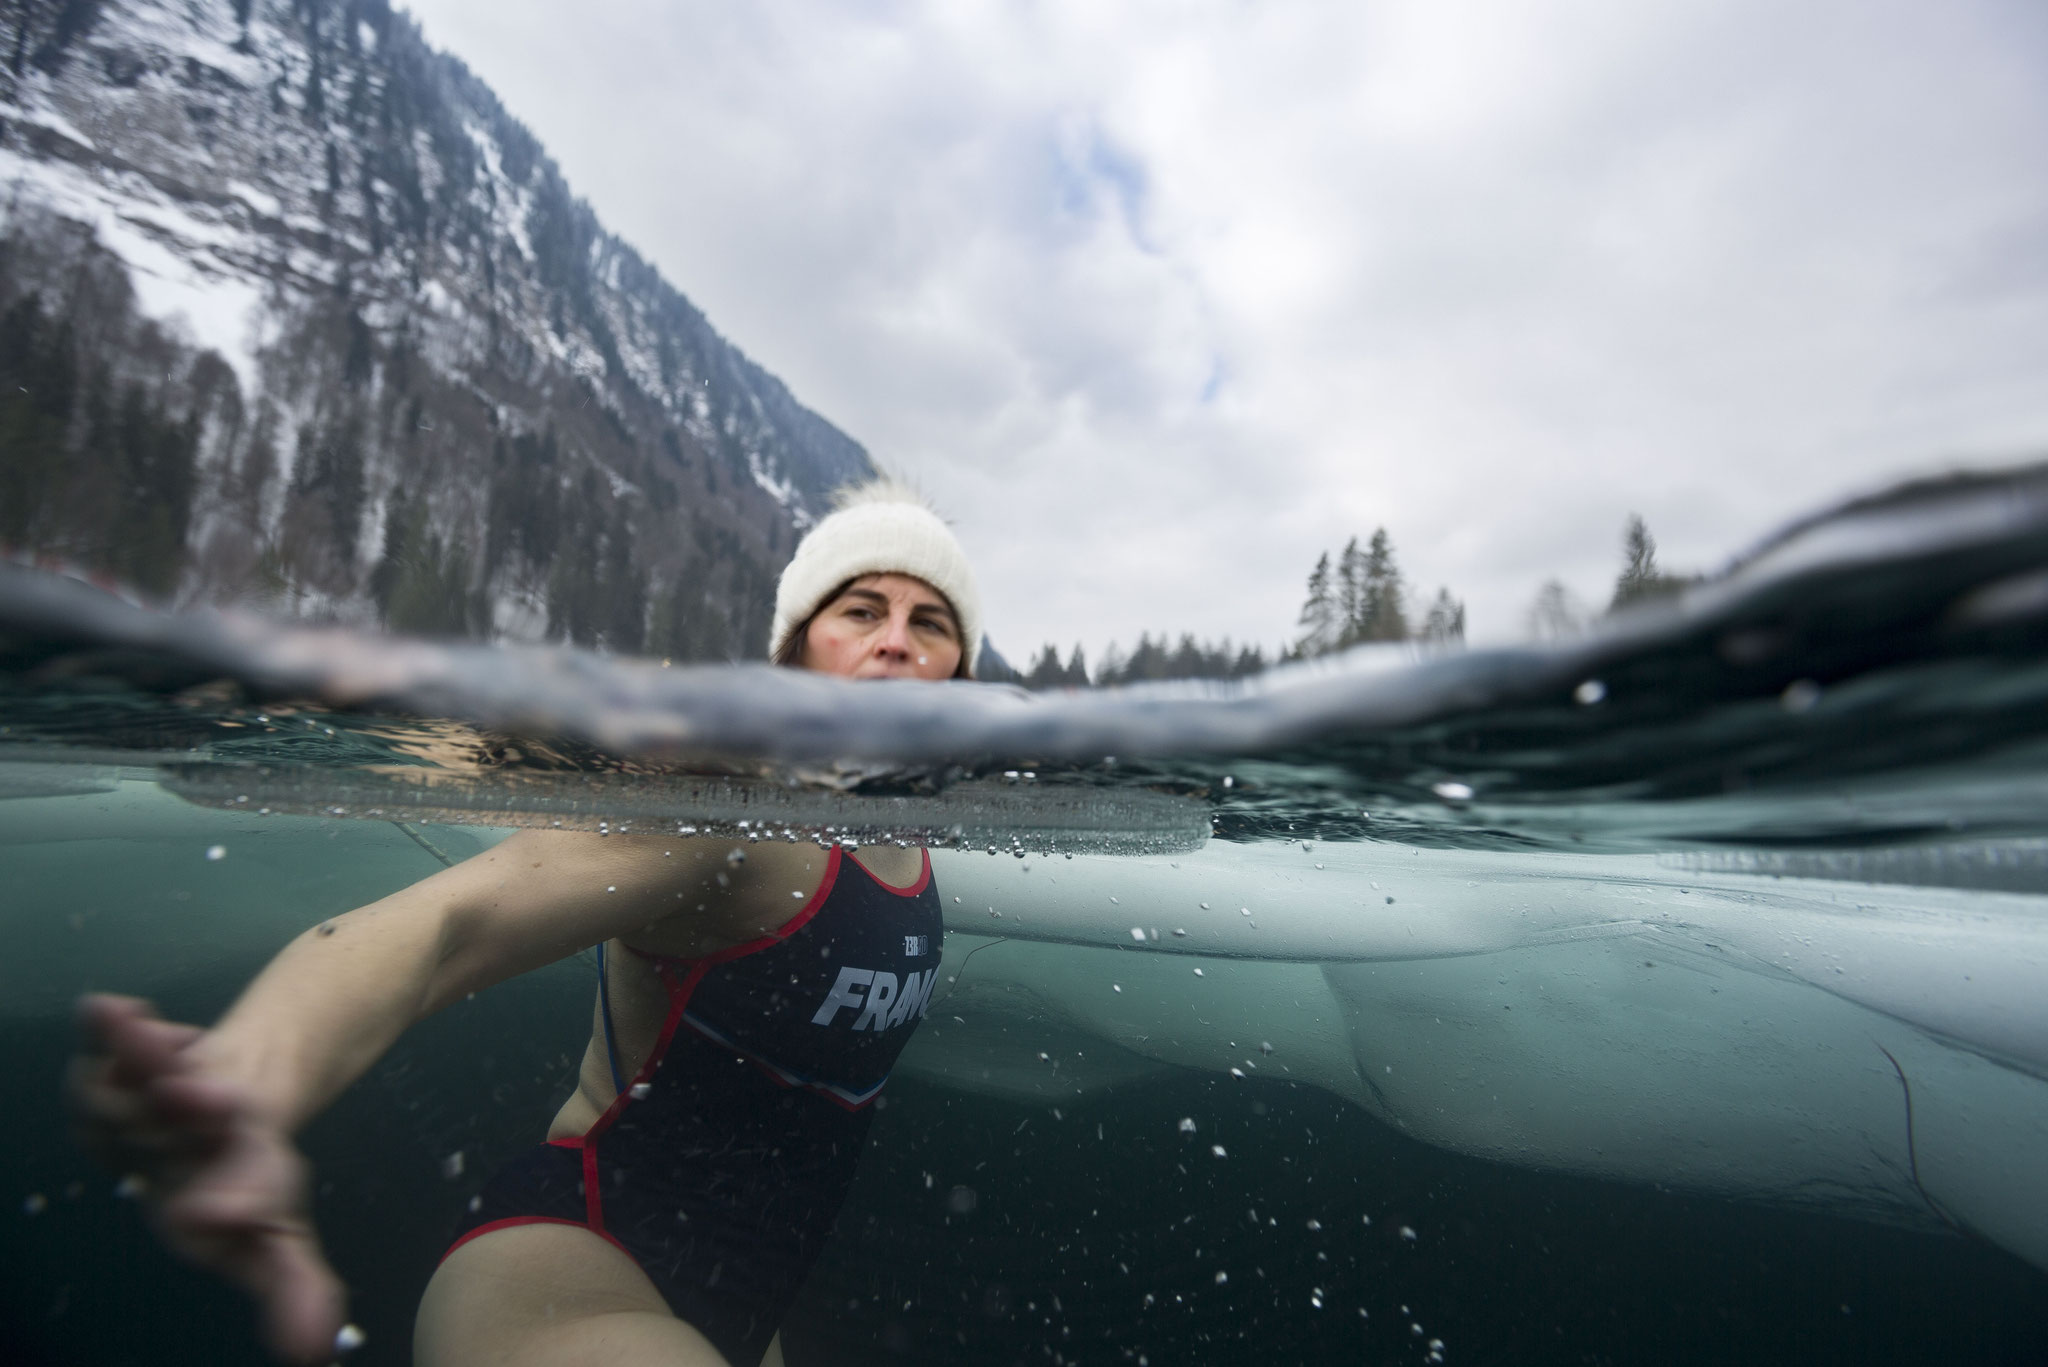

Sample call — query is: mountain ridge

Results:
[0,0,873,659]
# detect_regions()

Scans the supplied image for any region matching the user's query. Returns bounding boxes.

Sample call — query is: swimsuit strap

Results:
[596,941,626,1096]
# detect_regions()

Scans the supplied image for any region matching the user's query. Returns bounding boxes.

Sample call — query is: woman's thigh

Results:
[415,1221,735,1367]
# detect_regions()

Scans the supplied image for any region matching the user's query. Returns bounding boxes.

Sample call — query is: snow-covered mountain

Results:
[0,0,873,658]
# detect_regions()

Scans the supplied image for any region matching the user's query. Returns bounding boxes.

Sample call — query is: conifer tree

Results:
[1296,551,1338,657]
[1419,588,1466,644]
[1336,537,1365,645]
[1612,513,1658,606]
[1526,579,1587,640]
[1125,633,1169,682]
[1610,513,1687,610]
[1025,643,1065,690]
[1082,633,1267,685]
[1357,528,1408,642]
[0,294,77,549]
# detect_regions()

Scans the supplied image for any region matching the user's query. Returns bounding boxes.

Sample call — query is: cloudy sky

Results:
[401,0,2048,661]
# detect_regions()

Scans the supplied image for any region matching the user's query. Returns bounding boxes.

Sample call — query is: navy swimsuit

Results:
[445,847,943,1366]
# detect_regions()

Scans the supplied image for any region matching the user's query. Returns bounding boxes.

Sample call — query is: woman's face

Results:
[799,573,964,681]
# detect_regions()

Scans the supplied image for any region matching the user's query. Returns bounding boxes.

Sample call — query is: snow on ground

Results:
[102,219,265,391]
[593,275,672,412]
[2,100,96,153]
[0,144,265,394]
[105,0,267,89]
[226,180,282,221]
[748,448,798,508]
[417,277,459,318]
[460,119,537,267]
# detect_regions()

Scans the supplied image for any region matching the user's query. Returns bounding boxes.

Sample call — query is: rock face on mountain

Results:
[0,0,873,658]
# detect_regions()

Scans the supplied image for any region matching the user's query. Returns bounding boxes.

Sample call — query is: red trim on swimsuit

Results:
[440,1215,632,1264]
[696,845,844,963]
[847,847,931,897]
[444,846,919,1264]
[632,847,925,1113]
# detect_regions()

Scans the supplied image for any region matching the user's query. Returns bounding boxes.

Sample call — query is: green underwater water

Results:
[3,801,2046,1367]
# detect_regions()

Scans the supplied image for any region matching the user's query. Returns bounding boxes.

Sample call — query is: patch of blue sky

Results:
[1042,116,1159,256]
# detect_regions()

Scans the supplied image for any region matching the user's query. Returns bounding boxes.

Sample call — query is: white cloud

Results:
[401,0,2048,657]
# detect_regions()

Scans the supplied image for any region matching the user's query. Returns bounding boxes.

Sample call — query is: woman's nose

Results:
[875,614,914,657]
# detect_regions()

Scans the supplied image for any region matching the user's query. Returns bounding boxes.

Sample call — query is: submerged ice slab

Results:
[914,843,2048,1271]
[932,844,2048,1075]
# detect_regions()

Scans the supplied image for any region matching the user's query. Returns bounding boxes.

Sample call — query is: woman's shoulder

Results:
[843,844,927,892]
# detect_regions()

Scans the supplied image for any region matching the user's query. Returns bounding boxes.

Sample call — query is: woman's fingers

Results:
[76,991,151,1037]
[68,1002,235,1174]
[106,1009,207,1086]
[154,1127,346,1365]
[67,1053,145,1129]
[150,1209,348,1364]
[161,1128,293,1231]
[82,995,207,1105]
[149,1070,246,1133]
[67,1052,197,1169]
[72,994,347,1360]
[252,1225,349,1366]
[78,994,152,1089]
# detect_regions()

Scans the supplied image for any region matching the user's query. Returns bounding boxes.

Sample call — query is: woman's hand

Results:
[68,993,347,1364]
[60,832,804,1361]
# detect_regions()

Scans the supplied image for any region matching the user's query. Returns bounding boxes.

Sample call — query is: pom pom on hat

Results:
[769,478,983,675]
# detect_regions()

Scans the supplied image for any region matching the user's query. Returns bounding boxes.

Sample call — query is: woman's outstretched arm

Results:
[191,828,757,1130]
[69,828,819,1362]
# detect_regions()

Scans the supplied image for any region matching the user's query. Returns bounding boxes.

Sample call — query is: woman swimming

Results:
[68,480,982,1367]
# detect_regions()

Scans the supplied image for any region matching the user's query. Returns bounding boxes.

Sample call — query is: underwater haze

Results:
[5,466,2048,1365]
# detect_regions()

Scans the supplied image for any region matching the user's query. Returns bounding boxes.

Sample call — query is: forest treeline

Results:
[0,262,778,661]
[1018,515,1691,689]
[0,289,207,599]
[1522,514,1692,641]
[1,0,862,662]
[1014,635,1270,690]
[1016,525,1460,690]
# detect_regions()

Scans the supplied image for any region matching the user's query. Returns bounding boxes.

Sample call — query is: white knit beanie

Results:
[769,479,983,676]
